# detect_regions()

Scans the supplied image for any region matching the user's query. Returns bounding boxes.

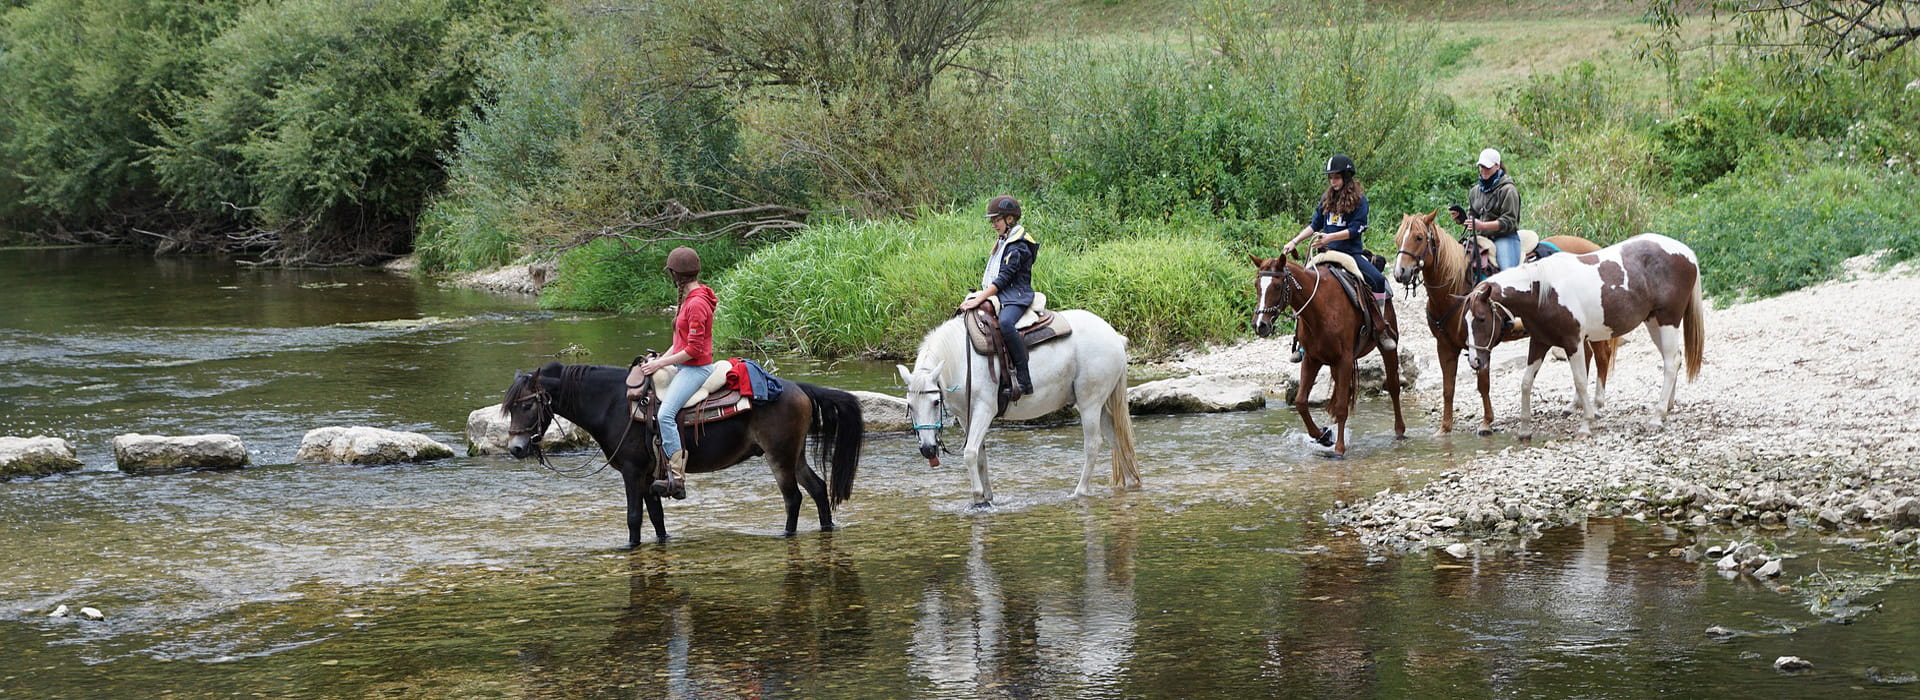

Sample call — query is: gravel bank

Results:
[1173,254,1920,551]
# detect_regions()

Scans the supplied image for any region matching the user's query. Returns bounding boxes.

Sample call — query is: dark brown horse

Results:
[1390,212,1620,435]
[503,362,863,547]
[1462,233,1706,440]
[1250,252,1406,457]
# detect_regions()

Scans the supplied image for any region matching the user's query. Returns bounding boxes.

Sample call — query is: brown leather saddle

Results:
[625,359,753,428]
[962,304,1073,417]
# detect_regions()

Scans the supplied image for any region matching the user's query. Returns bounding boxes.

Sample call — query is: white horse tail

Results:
[1106,377,1141,490]
[1683,273,1706,381]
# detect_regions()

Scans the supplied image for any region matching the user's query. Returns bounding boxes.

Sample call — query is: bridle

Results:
[507,367,631,479]
[1395,221,1456,296]
[1256,260,1319,323]
[907,380,959,458]
[1466,298,1516,357]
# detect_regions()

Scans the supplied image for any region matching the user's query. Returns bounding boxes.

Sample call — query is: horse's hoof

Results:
[821,524,836,532]
[1315,427,1336,447]
[966,501,995,513]
[1321,452,1346,460]
[1476,428,1494,437]
[1394,432,1409,440]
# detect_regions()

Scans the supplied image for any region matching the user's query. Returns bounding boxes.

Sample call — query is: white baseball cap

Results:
[1476,148,1502,168]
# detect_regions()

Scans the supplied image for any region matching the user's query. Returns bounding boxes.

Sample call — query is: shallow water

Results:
[2,248,1916,698]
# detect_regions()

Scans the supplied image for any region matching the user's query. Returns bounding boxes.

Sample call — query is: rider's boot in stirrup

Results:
[1372,292,1398,352]
[653,450,688,500]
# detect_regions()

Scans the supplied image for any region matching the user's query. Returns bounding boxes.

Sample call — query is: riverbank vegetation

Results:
[1,0,1915,355]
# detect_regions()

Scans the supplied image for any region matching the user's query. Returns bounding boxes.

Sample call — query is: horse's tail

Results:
[796,382,863,505]
[1106,377,1141,490]
[1682,273,1706,381]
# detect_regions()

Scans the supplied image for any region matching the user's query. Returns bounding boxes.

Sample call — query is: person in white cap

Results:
[1454,148,1523,270]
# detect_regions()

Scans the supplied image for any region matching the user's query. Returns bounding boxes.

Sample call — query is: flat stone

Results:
[850,391,911,433]
[299,427,455,465]
[1129,374,1265,414]
[0,436,83,478]
[111,433,248,473]
[465,405,593,456]
[78,607,104,621]
[1753,559,1782,578]
[1887,497,1920,528]
[1705,625,1735,636]
[1773,656,1812,671]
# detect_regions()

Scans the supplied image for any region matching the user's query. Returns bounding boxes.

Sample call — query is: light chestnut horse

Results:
[1251,251,1407,457]
[1391,212,1620,435]
[1462,233,1706,439]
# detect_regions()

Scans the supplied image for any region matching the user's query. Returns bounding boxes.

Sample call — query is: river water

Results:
[2,248,1916,698]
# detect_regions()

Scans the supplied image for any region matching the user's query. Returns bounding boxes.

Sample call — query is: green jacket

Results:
[1467,173,1521,237]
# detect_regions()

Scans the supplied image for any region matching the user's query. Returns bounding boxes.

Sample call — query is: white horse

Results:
[897,309,1140,507]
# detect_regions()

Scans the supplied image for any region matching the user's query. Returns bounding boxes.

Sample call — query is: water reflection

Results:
[911,505,1138,697]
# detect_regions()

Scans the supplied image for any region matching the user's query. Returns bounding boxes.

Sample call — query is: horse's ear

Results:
[1424,210,1438,223]
[896,364,913,386]
[1248,254,1264,267]
[930,360,945,378]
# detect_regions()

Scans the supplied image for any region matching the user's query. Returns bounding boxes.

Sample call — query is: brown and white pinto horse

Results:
[1251,252,1406,457]
[1462,233,1706,440]
[1391,212,1619,435]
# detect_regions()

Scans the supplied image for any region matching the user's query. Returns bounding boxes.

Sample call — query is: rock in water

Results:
[112,433,248,473]
[1773,656,1812,671]
[1705,625,1735,636]
[1128,374,1266,414]
[298,427,455,465]
[1753,559,1782,578]
[0,436,83,477]
[78,607,104,621]
[1445,543,1471,558]
[47,604,69,618]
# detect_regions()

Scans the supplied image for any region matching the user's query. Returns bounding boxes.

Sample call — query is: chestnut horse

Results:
[1462,233,1706,439]
[1251,251,1406,457]
[1391,212,1620,435]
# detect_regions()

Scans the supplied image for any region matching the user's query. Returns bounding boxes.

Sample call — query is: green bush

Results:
[1510,61,1626,140]
[1530,126,1667,244]
[148,0,553,255]
[542,237,751,313]
[0,0,242,225]
[715,211,1250,357]
[1014,1,1437,222]
[1659,152,1920,301]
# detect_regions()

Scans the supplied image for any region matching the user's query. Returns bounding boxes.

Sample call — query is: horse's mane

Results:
[502,361,620,413]
[912,315,968,388]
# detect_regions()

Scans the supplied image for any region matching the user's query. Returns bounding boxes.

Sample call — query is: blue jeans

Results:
[1493,235,1521,270]
[657,361,720,457]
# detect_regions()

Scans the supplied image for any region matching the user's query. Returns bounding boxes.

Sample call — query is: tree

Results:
[664,0,1003,98]
[1647,0,1920,69]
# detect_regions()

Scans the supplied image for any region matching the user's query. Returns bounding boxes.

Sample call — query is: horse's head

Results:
[502,363,562,459]
[1248,255,1294,337]
[1461,283,1510,372]
[897,362,948,465]
[1393,211,1442,286]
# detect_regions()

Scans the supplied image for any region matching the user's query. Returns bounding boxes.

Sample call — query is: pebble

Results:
[1705,625,1735,636]
[1774,656,1813,671]
[47,604,69,618]
[1753,559,1782,578]
[1445,543,1471,558]
[79,607,105,621]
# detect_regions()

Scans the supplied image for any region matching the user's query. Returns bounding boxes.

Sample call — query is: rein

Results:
[1259,263,1320,322]
[1468,300,1516,356]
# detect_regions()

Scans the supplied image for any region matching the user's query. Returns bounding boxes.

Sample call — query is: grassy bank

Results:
[715,212,1252,358]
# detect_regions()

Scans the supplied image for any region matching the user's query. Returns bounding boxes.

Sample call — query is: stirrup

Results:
[651,476,686,500]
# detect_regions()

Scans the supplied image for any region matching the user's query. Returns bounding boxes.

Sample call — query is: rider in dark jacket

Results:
[1281,155,1398,362]
[960,195,1038,399]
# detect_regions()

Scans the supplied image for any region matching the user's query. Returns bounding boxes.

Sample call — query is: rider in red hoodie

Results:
[634,247,717,499]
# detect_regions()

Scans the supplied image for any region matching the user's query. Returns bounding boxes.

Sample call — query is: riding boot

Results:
[1371,292,1398,352]
[653,450,688,500]
[1005,334,1034,399]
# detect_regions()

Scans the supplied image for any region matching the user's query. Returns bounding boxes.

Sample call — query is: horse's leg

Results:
[1587,339,1615,411]
[647,491,667,543]
[962,402,996,507]
[1073,396,1104,498]
[621,469,654,548]
[797,462,834,531]
[1383,345,1406,438]
[1476,363,1496,436]
[1296,358,1331,447]
[1566,342,1595,438]
[1645,320,1683,427]
[1436,337,1459,436]
[1330,359,1354,457]
[1516,341,1549,441]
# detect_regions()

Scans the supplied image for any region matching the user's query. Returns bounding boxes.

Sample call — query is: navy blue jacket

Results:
[988,228,1039,307]
[1311,196,1370,256]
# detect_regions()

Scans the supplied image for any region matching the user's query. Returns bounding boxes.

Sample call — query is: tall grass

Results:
[715,212,1251,357]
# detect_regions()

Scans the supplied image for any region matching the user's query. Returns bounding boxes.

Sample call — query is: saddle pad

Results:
[632,388,752,426]
[651,359,734,412]
[966,307,1073,355]
[1307,251,1362,279]
[1473,230,1540,258]
[988,291,1049,329]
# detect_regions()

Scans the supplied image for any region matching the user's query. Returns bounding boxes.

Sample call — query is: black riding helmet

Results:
[1324,154,1356,178]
